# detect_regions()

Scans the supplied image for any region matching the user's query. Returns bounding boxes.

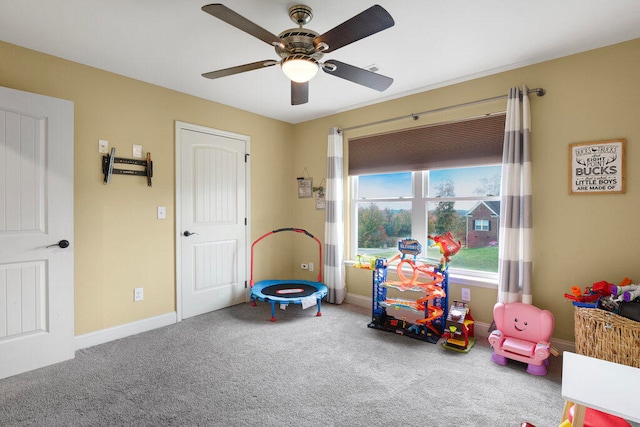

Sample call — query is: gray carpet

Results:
[0,302,569,426]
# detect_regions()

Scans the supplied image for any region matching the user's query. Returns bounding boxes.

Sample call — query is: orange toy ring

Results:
[397,259,418,284]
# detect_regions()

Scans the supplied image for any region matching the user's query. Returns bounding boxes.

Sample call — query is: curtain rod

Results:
[340,87,545,133]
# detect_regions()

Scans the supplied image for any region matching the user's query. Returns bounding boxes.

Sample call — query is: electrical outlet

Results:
[134,287,144,302]
[461,288,471,302]
[301,263,308,270]
[157,206,166,219]
[308,262,314,272]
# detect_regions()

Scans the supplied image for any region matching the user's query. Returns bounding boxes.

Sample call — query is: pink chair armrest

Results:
[533,342,551,360]
[488,329,503,347]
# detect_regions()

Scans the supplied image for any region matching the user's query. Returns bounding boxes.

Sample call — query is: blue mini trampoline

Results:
[250,228,328,322]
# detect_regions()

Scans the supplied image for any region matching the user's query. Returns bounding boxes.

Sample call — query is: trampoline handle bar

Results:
[250,228,323,285]
[271,227,314,239]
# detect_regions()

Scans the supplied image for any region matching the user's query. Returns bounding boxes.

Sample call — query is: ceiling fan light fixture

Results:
[281,55,319,83]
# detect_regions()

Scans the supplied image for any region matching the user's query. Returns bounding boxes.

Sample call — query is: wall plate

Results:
[133,144,142,158]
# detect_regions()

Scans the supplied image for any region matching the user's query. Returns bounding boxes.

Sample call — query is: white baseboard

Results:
[471,321,575,354]
[549,337,576,354]
[75,312,177,351]
[344,292,576,353]
[345,292,370,308]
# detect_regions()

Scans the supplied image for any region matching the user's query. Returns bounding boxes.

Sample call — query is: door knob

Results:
[47,240,70,249]
[183,231,199,237]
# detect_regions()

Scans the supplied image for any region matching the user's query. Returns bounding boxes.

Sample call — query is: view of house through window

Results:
[351,165,501,275]
[474,219,490,231]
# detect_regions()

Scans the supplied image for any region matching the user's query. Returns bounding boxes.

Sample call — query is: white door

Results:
[0,86,74,379]
[176,122,249,319]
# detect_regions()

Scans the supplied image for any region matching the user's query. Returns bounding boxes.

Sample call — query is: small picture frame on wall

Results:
[297,177,313,198]
[315,191,325,210]
[569,138,626,194]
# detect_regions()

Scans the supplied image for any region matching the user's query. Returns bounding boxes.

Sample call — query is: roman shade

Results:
[348,113,506,175]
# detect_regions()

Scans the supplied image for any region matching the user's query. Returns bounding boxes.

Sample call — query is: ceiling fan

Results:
[201,3,395,105]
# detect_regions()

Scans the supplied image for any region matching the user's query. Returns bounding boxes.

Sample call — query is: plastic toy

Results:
[385,239,426,269]
[368,238,449,343]
[428,231,461,268]
[622,287,640,302]
[610,283,640,302]
[610,283,637,296]
[353,254,375,269]
[249,228,328,321]
[610,276,632,293]
[384,258,443,291]
[563,404,631,427]
[563,286,600,304]
[488,302,555,375]
[441,300,475,353]
[563,281,613,307]
[590,280,613,295]
[397,238,422,259]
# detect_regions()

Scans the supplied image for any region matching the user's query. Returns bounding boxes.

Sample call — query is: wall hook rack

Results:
[102,147,153,186]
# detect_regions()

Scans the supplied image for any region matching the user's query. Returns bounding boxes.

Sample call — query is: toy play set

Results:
[367,233,474,350]
[441,300,475,353]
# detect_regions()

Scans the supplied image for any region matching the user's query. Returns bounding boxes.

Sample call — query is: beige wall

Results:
[292,38,640,342]
[3,38,639,342]
[1,41,294,335]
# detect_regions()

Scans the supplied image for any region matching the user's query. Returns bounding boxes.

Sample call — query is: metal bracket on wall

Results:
[102,147,153,186]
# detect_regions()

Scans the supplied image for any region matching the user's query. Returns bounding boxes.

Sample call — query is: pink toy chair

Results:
[488,302,554,375]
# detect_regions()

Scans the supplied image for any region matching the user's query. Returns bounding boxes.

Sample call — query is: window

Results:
[351,166,501,277]
[347,113,506,281]
[474,219,490,231]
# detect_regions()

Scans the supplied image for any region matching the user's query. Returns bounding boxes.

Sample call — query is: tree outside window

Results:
[352,165,501,275]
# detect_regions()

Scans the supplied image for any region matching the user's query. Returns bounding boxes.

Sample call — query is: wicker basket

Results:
[574,307,640,368]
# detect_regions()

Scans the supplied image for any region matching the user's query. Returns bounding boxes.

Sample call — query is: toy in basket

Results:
[563,281,612,308]
[565,277,640,322]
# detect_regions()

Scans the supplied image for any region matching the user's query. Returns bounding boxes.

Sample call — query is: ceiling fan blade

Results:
[323,60,393,91]
[291,81,309,105]
[314,5,394,53]
[202,60,277,79]
[202,4,282,47]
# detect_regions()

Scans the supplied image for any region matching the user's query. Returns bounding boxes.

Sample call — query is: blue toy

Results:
[250,228,328,321]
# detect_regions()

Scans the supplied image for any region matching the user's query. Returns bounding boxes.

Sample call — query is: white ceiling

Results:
[2,1,640,124]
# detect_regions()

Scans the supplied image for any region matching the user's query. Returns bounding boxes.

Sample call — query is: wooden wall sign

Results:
[569,138,625,194]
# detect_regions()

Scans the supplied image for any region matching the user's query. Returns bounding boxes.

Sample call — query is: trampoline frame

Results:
[250,228,328,321]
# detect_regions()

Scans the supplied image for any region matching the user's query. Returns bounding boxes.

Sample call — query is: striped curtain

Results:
[498,86,533,304]
[324,127,346,304]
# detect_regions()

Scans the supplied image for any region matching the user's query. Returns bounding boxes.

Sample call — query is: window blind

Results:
[348,113,506,175]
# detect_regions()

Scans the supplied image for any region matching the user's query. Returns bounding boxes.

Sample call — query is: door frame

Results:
[174,121,251,322]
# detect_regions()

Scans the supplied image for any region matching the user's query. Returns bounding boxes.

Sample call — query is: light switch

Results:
[157,206,166,219]
[133,144,142,158]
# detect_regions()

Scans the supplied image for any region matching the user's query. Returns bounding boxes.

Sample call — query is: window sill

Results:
[344,259,498,289]
[447,271,498,289]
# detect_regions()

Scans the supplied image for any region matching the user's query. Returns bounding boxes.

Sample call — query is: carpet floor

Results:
[0,302,595,426]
